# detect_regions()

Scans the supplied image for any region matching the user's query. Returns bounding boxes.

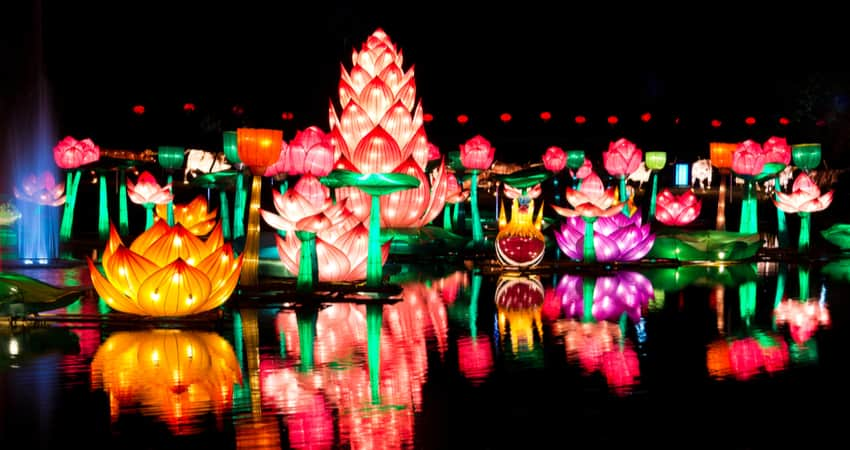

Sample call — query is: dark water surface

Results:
[2,259,849,449]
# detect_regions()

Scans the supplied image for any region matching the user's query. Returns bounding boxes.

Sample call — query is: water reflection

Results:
[548,271,652,395]
[90,330,242,435]
[1,261,847,447]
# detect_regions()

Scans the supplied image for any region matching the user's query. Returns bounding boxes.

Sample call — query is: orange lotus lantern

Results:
[90,330,242,435]
[237,127,284,286]
[87,220,243,317]
[156,195,218,236]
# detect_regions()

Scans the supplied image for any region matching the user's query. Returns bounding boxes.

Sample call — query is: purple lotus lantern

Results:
[555,271,654,323]
[554,212,655,263]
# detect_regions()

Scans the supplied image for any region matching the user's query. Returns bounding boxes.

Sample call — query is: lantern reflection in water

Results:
[496,275,545,355]
[263,271,457,449]
[90,330,242,435]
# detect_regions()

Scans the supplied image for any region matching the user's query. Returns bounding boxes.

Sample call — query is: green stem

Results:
[799,212,811,254]
[366,194,384,287]
[443,204,452,230]
[471,170,483,243]
[144,204,155,230]
[295,230,318,293]
[219,190,231,240]
[774,177,789,247]
[469,269,482,337]
[233,171,246,240]
[366,303,383,404]
[739,179,756,234]
[774,264,787,309]
[59,170,81,242]
[296,307,317,372]
[618,176,629,216]
[582,217,597,263]
[119,169,129,236]
[166,174,174,226]
[648,172,658,224]
[799,264,811,300]
[277,180,289,238]
[98,174,109,240]
[740,280,757,328]
[582,276,595,323]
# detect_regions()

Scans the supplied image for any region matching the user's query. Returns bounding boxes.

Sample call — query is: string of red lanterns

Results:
[129,104,802,128]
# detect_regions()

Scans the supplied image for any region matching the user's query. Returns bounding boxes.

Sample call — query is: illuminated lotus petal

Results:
[603,138,642,177]
[570,158,593,179]
[732,140,766,176]
[88,221,241,317]
[53,136,100,169]
[261,189,333,234]
[563,172,617,211]
[155,195,218,235]
[655,188,702,226]
[763,136,791,165]
[275,225,390,282]
[460,135,495,170]
[774,172,834,213]
[14,171,66,206]
[127,171,173,205]
[444,173,469,204]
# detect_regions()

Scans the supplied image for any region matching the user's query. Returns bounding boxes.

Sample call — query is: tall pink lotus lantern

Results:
[603,138,642,215]
[460,135,496,246]
[329,28,449,232]
[127,171,173,231]
[731,139,786,235]
[53,136,100,242]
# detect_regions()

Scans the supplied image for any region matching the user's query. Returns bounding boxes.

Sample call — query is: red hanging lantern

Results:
[132,104,145,116]
[779,117,790,126]
[539,111,552,122]
[575,115,587,125]
[500,113,512,123]
[711,119,722,128]
[607,115,618,125]
[183,103,196,112]
[745,116,756,126]
[423,113,434,123]
[457,114,469,125]
[641,112,652,122]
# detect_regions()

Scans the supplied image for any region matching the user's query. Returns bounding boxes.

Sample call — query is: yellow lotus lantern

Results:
[87,220,243,317]
[156,195,218,236]
[91,330,242,435]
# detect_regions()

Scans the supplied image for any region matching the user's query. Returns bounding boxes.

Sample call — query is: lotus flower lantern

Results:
[237,127,284,286]
[329,28,449,234]
[87,220,242,317]
[53,136,100,241]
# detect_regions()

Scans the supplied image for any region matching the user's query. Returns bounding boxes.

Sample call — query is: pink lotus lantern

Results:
[763,136,793,246]
[603,138,642,208]
[330,29,449,229]
[53,136,101,242]
[461,135,496,245]
[732,139,766,235]
[262,190,390,285]
[555,212,655,263]
[773,172,833,252]
[14,171,66,206]
[127,171,173,230]
[427,142,441,162]
[542,146,567,173]
[442,172,469,231]
[551,171,625,262]
[655,188,702,226]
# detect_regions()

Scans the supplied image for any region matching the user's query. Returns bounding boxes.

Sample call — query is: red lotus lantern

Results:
[655,188,702,226]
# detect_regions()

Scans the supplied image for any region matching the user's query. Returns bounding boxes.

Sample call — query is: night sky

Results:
[3,0,850,192]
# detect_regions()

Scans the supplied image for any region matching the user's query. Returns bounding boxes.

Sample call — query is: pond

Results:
[2,257,849,449]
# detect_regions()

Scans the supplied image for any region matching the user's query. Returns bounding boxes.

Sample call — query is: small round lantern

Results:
[791,143,822,172]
